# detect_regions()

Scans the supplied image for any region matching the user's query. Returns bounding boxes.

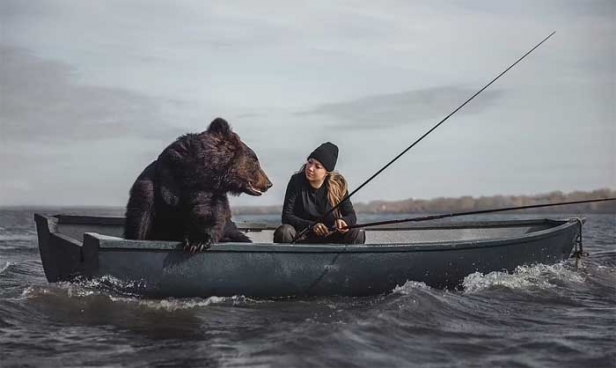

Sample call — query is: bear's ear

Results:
[207,117,232,137]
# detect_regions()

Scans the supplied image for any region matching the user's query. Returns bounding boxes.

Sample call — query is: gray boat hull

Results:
[34,214,582,297]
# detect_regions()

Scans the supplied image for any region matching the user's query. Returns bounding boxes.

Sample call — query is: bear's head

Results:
[202,118,272,196]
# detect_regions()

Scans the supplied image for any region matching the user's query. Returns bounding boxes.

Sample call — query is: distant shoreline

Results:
[4,189,612,215]
[232,188,616,215]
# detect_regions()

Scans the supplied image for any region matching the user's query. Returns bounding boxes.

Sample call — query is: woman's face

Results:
[305,158,328,185]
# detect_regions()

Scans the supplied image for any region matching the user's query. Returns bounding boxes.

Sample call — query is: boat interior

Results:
[47,215,565,245]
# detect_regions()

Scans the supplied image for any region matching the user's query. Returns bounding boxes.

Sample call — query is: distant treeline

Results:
[232,188,616,215]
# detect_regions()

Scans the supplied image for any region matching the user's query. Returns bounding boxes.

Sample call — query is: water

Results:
[1,208,614,368]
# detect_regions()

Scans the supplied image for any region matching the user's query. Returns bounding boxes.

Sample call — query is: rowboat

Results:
[34,213,583,298]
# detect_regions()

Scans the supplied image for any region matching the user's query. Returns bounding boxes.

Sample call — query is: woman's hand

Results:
[312,222,329,237]
[335,219,349,233]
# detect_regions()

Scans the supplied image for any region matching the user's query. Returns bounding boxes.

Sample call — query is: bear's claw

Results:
[182,238,212,253]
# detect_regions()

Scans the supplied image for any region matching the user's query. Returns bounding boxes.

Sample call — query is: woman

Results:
[274,142,366,244]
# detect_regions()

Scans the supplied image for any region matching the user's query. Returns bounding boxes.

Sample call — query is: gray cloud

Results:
[0,1,612,207]
[445,0,615,18]
[0,45,180,143]
[298,87,504,129]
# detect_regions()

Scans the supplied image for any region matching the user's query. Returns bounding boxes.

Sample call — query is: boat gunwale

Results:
[53,214,570,231]
[82,219,580,254]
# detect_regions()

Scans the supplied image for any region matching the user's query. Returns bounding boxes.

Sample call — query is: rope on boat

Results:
[571,217,588,270]
[305,250,344,294]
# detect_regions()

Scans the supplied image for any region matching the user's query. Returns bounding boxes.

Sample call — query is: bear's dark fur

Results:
[124,118,272,251]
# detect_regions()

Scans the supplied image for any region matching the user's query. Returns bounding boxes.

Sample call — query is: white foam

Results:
[107,294,263,311]
[20,285,54,298]
[462,263,585,293]
[392,280,431,294]
[66,285,98,298]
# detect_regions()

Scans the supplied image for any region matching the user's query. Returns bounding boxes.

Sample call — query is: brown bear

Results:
[124,117,272,252]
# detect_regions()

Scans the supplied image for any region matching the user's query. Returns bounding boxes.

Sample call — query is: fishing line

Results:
[293,31,557,243]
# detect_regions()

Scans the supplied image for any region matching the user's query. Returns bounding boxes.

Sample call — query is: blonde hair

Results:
[327,171,348,218]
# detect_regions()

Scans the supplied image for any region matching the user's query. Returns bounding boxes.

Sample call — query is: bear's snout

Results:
[246,169,272,196]
[261,175,273,191]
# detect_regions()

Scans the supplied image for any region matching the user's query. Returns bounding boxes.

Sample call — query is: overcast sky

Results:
[0,0,614,207]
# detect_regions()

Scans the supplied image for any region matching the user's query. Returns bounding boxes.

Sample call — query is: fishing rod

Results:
[292,31,557,243]
[341,198,616,230]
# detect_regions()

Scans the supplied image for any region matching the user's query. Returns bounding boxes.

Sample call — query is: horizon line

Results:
[1,187,613,209]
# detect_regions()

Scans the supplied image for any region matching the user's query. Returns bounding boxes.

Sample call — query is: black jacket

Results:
[281,172,357,231]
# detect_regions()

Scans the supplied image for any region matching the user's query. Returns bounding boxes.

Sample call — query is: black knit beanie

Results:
[308,142,339,172]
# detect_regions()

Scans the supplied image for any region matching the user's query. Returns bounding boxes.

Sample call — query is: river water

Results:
[0,208,614,367]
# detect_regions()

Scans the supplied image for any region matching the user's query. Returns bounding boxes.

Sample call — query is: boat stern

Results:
[34,213,85,282]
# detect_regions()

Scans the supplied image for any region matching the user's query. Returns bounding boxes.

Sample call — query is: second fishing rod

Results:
[292,31,557,243]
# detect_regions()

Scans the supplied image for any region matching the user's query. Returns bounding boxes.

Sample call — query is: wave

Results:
[19,276,268,311]
[462,263,585,293]
[383,262,588,296]
[0,261,11,275]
